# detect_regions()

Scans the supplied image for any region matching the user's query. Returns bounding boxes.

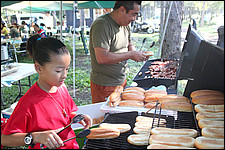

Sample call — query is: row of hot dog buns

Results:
[128,115,198,148]
[129,115,224,149]
[109,86,192,112]
[191,89,224,149]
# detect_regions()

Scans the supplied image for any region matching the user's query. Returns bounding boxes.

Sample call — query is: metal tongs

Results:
[41,114,91,149]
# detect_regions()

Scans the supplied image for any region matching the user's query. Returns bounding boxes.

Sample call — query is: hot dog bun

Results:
[158,94,189,103]
[144,93,167,102]
[145,89,167,94]
[133,126,151,134]
[121,92,145,102]
[201,127,224,139]
[161,101,192,112]
[150,127,198,137]
[190,89,224,98]
[145,51,154,56]
[124,86,145,93]
[144,102,160,109]
[149,134,195,148]
[127,134,149,146]
[109,97,121,107]
[86,127,120,139]
[109,92,121,103]
[198,119,224,129]
[113,85,124,94]
[134,121,153,128]
[99,123,131,133]
[195,104,224,113]
[192,95,224,105]
[109,92,121,107]
[195,136,224,149]
[135,116,166,123]
[147,143,196,149]
[196,112,224,121]
[119,100,144,107]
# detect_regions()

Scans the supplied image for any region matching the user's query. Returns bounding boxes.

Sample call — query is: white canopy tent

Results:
[1,1,115,97]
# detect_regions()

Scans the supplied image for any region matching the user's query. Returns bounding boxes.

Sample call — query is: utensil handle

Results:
[57,124,70,134]
[63,136,76,143]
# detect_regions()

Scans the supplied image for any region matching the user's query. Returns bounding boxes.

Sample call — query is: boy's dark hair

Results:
[33,23,39,28]
[113,1,142,13]
[26,35,69,66]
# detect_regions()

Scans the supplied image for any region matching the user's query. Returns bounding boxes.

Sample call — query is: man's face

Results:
[120,3,140,26]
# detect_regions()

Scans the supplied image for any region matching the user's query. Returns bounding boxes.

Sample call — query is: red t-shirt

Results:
[2,82,79,149]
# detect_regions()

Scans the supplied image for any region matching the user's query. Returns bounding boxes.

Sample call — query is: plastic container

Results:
[1,108,13,119]
[71,102,105,130]
[100,97,176,116]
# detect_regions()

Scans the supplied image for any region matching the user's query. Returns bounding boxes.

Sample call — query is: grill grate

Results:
[83,103,200,149]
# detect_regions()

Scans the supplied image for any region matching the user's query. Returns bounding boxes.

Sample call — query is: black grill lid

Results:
[183,40,224,98]
[177,24,205,80]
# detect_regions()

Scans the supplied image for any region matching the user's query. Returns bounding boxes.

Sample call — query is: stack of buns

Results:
[109,86,192,112]
[127,116,167,146]
[120,87,145,108]
[191,89,224,149]
[134,116,166,134]
[108,86,123,107]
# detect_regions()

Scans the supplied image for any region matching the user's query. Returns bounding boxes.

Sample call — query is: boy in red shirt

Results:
[1,35,92,149]
[33,23,47,38]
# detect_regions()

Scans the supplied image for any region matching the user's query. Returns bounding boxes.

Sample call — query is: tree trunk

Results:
[161,1,184,60]
[200,1,206,26]
[80,9,85,32]
[160,1,165,39]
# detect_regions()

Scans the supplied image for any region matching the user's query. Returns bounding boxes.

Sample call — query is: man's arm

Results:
[94,46,148,65]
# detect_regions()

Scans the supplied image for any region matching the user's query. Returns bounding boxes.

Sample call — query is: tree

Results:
[200,1,206,26]
[161,1,184,59]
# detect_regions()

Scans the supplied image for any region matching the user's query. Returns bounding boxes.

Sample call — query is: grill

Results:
[133,59,178,88]
[83,101,201,149]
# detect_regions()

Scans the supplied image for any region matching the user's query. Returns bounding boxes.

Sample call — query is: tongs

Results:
[41,114,91,149]
[57,114,85,134]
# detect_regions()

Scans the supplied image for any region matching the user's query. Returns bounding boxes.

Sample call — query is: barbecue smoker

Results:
[82,25,224,148]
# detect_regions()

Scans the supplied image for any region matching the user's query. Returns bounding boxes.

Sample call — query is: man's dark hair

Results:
[113,1,142,13]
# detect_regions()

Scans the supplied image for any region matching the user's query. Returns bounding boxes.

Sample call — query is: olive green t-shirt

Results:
[89,13,131,86]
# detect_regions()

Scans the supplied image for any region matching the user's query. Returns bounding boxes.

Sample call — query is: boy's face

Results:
[36,53,71,91]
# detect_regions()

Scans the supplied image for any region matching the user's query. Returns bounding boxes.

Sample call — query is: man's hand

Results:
[130,50,149,62]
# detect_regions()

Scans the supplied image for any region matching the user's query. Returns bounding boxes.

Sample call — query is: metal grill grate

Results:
[83,103,200,149]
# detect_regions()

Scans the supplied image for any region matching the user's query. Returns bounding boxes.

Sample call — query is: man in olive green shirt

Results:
[89,1,148,103]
